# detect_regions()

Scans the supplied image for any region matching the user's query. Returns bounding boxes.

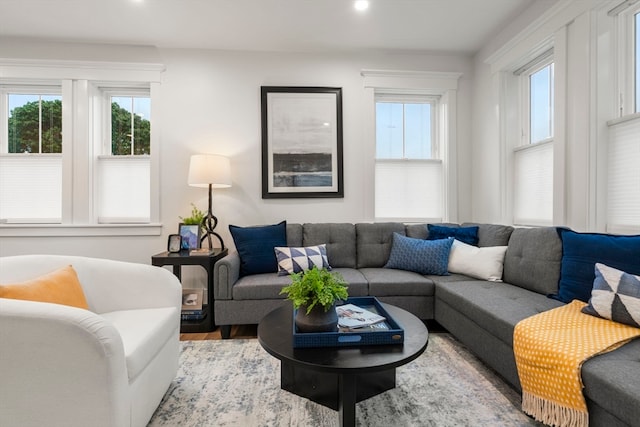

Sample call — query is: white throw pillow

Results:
[448,239,508,281]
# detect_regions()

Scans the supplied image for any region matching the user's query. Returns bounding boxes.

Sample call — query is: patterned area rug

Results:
[148,334,541,426]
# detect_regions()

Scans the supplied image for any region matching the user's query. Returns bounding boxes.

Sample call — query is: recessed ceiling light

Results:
[354,0,369,12]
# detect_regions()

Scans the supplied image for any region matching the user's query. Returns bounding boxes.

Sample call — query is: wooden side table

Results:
[152,248,228,333]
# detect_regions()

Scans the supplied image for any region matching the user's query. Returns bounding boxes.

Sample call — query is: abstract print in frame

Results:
[261,86,343,198]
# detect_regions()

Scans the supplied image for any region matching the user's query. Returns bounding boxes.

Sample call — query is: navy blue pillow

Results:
[385,233,454,275]
[553,228,640,303]
[427,224,479,246]
[229,221,287,276]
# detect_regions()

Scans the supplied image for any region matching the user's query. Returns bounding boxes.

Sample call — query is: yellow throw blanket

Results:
[513,300,640,427]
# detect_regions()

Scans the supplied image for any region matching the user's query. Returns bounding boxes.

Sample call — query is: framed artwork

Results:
[178,223,201,250]
[181,288,204,310]
[261,86,343,198]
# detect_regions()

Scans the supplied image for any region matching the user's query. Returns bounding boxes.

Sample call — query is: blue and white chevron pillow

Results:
[582,263,640,328]
[274,244,331,275]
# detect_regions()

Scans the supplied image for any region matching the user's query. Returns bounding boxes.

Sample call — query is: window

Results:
[512,52,555,226]
[529,63,554,144]
[0,61,161,233]
[374,94,442,221]
[96,89,152,223]
[0,88,63,223]
[110,95,151,155]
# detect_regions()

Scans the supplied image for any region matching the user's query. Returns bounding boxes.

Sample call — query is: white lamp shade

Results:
[188,154,232,188]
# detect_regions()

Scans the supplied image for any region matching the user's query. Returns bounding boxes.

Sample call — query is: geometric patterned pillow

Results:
[274,244,331,276]
[582,263,640,328]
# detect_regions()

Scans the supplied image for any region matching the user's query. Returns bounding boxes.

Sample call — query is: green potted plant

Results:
[280,266,349,333]
[179,203,205,232]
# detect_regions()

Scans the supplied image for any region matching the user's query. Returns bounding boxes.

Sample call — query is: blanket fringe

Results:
[522,391,588,427]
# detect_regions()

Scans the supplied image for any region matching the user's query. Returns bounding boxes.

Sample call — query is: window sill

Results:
[0,223,163,237]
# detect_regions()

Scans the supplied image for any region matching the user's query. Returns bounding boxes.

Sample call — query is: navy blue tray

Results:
[292,297,404,348]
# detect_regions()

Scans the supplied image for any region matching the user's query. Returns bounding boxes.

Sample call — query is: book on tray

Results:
[336,303,386,329]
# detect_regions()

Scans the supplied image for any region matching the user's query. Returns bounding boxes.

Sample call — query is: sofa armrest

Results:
[0,298,129,427]
[213,251,241,300]
[0,255,182,315]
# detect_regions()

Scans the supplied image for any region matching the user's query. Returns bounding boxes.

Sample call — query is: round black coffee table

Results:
[257,303,429,427]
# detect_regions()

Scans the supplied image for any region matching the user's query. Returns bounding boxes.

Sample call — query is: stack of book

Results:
[181,309,206,321]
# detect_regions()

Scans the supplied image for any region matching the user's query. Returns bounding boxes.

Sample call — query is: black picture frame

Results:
[178,223,201,250]
[261,86,343,199]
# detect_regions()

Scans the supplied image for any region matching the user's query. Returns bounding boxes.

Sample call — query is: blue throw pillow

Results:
[427,224,479,246]
[229,221,287,276]
[553,228,640,303]
[385,233,454,275]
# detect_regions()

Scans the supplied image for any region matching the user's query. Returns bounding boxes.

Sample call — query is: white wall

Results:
[0,45,473,263]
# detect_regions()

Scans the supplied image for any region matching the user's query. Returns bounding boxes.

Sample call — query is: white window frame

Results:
[613,1,640,117]
[0,61,162,237]
[374,93,442,222]
[503,48,556,227]
[362,70,461,223]
[519,54,554,146]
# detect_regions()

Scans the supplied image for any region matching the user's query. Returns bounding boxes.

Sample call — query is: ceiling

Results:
[0,0,540,54]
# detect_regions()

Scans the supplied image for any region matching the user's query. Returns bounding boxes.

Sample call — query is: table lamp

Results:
[188,154,232,249]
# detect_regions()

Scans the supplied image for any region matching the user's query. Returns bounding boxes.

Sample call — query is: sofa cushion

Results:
[427,224,479,246]
[274,244,330,275]
[461,223,515,247]
[582,339,640,427]
[434,280,564,346]
[101,306,178,381]
[554,228,640,303]
[356,223,406,268]
[233,268,369,300]
[0,265,89,310]
[229,221,287,276]
[448,240,508,281]
[502,227,562,296]
[405,223,460,240]
[360,267,435,297]
[286,223,303,246]
[582,263,640,328]
[385,233,453,275]
[302,223,356,268]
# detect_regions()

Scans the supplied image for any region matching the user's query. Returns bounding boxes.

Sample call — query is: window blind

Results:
[607,117,640,234]
[0,155,62,223]
[375,159,442,221]
[97,156,150,223]
[513,142,553,226]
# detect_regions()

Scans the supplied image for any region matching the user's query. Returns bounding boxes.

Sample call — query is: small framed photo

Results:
[182,288,204,310]
[179,223,201,250]
[167,234,182,253]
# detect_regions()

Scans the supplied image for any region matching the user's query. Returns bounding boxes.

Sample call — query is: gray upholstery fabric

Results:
[302,223,356,268]
[461,222,514,247]
[582,339,640,427]
[405,223,429,239]
[232,268,367,300]
[502,227,562,295]
[355,222,406,268]
[435,298,522,389]
[377,295,434,319]
[434,280,563,346]
[213,251,241,300]
[286,223,303,246]
[232,272,292,300]
[360,267,435,296]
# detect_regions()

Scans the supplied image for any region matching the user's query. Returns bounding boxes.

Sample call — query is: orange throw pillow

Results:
[0,265,89,309]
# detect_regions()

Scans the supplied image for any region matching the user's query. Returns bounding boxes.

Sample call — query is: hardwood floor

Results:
[180,324,258,341]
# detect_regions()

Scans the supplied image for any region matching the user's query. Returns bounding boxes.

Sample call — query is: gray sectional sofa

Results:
[213,222,639,427]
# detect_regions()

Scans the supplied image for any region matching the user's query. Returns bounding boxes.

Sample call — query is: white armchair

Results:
[0,255,182,427]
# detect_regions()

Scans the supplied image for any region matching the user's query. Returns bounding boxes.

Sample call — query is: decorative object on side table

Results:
[178,223,201,250]
[188,154,232,250]
[167,234,182,253]
[280,266,348,333]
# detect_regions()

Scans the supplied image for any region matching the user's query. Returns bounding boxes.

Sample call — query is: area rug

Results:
[148,334,541,426]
